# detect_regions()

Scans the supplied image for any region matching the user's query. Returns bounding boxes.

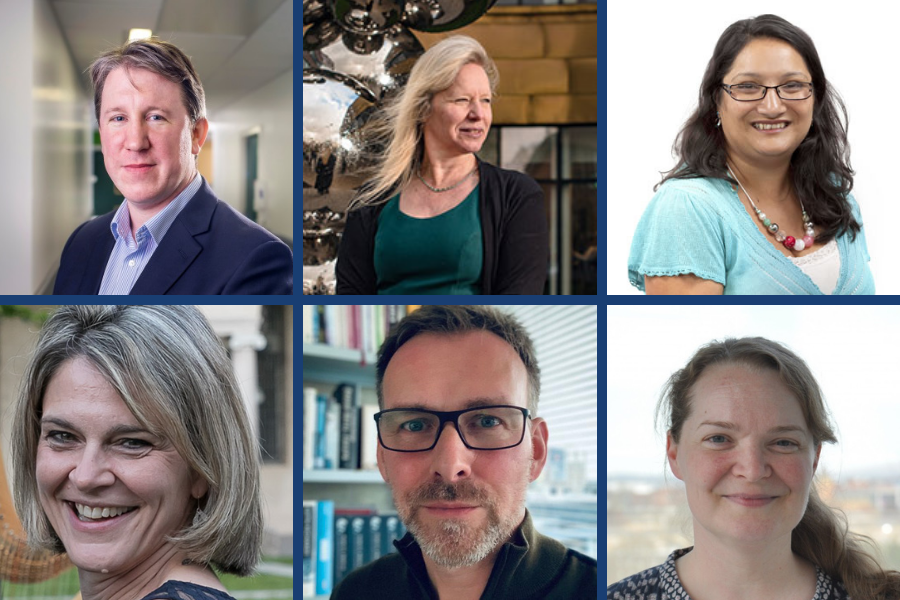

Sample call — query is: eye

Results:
[399,420,430,433]
[734,83,760,91]
[45,430,75,443]
[148,114,164,121]
[706,435,729,444]
[119,438,151,449]
[111,116,125,122]
[774,439,799,448]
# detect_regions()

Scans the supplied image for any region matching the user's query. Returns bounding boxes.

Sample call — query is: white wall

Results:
[0,0,91,294]
[607,1,899,294]
[210,69,294,242]
[33,0,93,292]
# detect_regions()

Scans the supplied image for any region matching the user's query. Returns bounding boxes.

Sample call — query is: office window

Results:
[480,125,597,295]
[498,305,598,559]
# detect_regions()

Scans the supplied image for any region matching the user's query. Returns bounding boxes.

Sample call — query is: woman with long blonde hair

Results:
[336,35,548,295]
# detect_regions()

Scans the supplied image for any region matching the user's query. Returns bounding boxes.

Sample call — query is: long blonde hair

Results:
[349,35,499,210]
[658,337,900,599]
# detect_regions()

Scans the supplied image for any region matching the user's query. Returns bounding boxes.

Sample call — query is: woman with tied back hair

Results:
[628,14,875,295]
[11,305,262,600]
[607,337,900,600]
[336,35,548,295]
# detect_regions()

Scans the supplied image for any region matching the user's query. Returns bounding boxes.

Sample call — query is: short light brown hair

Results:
[376,306,540,415]
[90,38,206,125]
[11,306,261,576]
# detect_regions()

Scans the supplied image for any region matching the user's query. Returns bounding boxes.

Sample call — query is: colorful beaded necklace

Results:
[728,167,815,252]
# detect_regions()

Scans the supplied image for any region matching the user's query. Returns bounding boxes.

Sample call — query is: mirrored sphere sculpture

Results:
[302,0,497,293]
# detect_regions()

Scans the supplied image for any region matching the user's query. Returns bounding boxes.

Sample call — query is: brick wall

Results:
[415,5,597,125]
[302,4,598,125]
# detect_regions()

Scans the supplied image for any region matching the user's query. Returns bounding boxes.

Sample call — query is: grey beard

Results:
[394,478,526,570]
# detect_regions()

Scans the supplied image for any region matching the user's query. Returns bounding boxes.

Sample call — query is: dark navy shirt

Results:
[607,547,851,599]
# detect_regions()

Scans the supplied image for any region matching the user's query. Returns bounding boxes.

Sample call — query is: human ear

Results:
[527,417,549,483]
[191,117,209,154]
[666,431,683,481]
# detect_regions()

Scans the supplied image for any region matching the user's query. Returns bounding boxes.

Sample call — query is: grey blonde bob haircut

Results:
[350,36,499,209]
[11,306,261,576]
[375,306,540,415]
[90,37,207,126]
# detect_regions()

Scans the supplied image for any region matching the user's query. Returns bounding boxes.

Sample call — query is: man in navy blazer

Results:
[54,38,292,295]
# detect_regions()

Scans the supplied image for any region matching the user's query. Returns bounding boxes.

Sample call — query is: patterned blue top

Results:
[140,580,237,600]
[607,547,851,599]
[628,177,875,295]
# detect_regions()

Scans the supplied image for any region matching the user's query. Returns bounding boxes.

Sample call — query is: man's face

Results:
[378,331,548,569]
[98,66,208,210]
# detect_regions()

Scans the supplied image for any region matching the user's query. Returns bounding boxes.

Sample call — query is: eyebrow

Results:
[697,420,807,434]
[101,106,171,116]
[40,416,151,437]
[732,71,808,79]
[394,397,509,411]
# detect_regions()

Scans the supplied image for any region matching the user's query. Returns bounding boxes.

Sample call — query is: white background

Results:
[607,305,900,480]
[606,1,900,294]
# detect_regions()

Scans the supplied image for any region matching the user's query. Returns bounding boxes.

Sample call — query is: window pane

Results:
[562,127,597,180]
[541,182,558,295]
[478,128,499,165]
[562,183,597,295]
[500,127,558,180]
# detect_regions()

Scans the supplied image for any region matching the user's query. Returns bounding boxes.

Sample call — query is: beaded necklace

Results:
[728,167,815,252]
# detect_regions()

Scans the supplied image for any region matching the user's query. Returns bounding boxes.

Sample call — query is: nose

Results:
[69,444,116,490]
[429,422,474,482]
[124,120,150,152]
[758,86,785,114]
[468,101,486,121]
[731,444,771,481]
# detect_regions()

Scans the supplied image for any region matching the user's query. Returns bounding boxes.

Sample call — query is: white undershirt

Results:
[788,238,840,295]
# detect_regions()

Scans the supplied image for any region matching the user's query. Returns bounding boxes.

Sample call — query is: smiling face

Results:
[35,357,207,574]
[99,66,208,210]
[378,331,547,568]
[719,38,814,165]
[666,362,820,547]
[422,63,493,159]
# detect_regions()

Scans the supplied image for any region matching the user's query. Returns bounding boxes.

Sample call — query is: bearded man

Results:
[332,305,597,600]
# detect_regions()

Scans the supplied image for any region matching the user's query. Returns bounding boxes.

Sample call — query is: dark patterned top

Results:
[607,547,851,599]
[139,580,237,600]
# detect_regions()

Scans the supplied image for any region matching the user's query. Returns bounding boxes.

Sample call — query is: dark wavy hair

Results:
[656,14,859,243]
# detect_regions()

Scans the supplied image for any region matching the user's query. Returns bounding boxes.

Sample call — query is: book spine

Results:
[316,500,335,596]
[303,387,317,471]
[359,404,379,471]
[333,515,351,587]
[302,502,317,598]
[336,384,360,470]
[314,393,327,469]
[350,516,367,571]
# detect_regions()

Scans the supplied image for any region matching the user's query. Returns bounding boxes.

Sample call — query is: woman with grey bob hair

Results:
[11,305,261,600]
[337,35,548,295]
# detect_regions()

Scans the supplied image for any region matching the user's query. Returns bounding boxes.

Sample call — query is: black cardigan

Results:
[335,159,548,294]
[332,510,597,599]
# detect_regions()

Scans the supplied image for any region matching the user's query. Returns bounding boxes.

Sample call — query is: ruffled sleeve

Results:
[628,180,729,292]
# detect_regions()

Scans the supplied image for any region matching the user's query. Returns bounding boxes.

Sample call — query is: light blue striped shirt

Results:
[99,173,203,295]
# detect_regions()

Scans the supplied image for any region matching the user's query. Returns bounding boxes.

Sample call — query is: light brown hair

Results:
[658,337,900,599]
[90,38,206,126]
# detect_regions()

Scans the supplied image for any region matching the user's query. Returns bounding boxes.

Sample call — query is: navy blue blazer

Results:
[53,179,293,295]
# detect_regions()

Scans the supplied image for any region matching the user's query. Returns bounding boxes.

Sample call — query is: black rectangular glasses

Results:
[373,405,531,452]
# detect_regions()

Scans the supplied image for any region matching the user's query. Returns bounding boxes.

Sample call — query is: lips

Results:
[724,494,778,507]
[124,164,155,171]
[459,128,483,136]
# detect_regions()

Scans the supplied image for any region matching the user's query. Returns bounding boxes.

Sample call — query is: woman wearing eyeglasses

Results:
[628,14,875,295]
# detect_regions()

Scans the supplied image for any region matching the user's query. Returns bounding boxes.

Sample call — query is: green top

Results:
[374,185,483,295]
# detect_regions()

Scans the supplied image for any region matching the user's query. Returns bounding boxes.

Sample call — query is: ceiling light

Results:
[128,28,153,42]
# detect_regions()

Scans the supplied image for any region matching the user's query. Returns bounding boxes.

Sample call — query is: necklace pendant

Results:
[768,223,779,233]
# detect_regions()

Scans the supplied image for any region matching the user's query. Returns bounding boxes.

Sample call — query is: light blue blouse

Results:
[628,177,875,295]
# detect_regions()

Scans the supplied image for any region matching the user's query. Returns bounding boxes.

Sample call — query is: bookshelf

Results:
[303,333,396,600]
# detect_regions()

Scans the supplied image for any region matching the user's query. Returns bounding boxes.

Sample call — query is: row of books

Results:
[303,384,378,471]
[302,305,420,355]
[302,502,408,598]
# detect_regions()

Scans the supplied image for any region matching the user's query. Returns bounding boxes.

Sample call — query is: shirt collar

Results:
[109,173,203,244]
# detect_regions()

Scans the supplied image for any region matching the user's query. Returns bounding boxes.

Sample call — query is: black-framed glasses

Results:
[721,82,813,102]
[374,405,531,452]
